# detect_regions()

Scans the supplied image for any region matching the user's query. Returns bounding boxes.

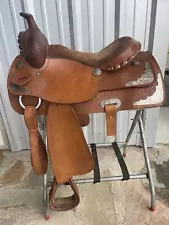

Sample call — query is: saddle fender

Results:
[47,103,94,184]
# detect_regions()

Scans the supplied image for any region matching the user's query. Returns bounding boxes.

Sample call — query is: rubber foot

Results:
[45,215,50,220]
[150,207,156,212]
[123,153,126,157]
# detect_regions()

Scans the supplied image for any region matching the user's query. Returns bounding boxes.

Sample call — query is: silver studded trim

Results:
[123,61,128,66]
[36,72,40,76]
[116,64,120,70]
[100,98,121,108]
[92,68,101,77]
[125,62,154,87]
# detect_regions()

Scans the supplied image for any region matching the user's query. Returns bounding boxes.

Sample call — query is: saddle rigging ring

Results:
[19,95,42,109]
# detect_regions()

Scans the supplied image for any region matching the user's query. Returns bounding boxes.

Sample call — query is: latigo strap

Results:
[105,104,116,141]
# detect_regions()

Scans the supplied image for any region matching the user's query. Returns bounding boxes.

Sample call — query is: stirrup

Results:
[49,177,80,211]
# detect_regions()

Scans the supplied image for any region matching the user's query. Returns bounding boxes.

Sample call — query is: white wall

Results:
[0,132,4,146]
[0,113,9,149]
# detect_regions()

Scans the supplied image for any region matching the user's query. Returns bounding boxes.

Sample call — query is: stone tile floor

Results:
[0,145,169,225]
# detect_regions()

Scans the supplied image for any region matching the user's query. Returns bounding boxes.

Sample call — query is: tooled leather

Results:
[11,60,32,86]
[23,76,47,94]
[100,52,155,91]
[72,55,163,113]
[8,74,161,115]
[8,51,163,115]
[72,86,157,114]
[8,56,100,104]
[8,51,155,105]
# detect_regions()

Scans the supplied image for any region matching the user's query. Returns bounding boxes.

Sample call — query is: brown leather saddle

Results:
[7,13,165,211]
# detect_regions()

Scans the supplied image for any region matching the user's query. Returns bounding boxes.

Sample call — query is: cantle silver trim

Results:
[133,73,163,106]
[126,62,154,87]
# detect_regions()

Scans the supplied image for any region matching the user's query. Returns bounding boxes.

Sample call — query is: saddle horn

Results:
[18,12,48,68]
[20,12,38,29]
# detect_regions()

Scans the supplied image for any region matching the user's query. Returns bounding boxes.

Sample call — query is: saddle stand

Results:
[7,13,165,220]
[42,109,156,220]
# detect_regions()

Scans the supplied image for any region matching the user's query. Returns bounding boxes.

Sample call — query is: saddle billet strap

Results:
[49,177,80,211]
[24,105,48,175]
[105,104,116,142]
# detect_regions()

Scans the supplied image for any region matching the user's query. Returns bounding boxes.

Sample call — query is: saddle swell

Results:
[7,12,165,213]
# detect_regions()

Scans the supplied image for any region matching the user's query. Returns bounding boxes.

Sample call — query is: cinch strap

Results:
[91,143,100,183]
[112,142,130,181]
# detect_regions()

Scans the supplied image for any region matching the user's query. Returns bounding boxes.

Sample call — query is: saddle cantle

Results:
[7,12,165,212]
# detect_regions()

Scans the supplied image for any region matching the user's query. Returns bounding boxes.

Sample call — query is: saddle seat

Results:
[18,13,141,72]
[47,36,141,71]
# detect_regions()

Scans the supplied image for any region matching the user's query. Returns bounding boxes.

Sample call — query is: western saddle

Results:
[7,13,165,212]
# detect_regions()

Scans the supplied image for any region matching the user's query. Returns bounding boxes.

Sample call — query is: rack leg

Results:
[138,116,156,211]
[43,174,50,220]
[123,110,141,157]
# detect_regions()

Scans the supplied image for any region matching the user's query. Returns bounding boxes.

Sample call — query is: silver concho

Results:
[92,68,101,77]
